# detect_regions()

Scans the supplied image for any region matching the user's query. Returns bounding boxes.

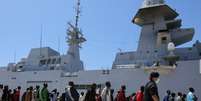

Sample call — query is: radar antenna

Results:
[66,0,86,47]
[75,0,81,28]
[40,24,43,57]
[142,0,165,8]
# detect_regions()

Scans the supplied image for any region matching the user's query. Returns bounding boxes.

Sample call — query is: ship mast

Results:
[75,0,81,28]
[64,0,85,71]
[66,0,86,47]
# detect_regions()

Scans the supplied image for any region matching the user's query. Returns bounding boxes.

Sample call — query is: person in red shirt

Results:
[15,86,21,101]
[135,86,144,101]
[129,93,136,101]
[95,89,102,101]
[116,85,127,101]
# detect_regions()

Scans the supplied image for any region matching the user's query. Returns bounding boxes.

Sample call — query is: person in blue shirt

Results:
[187,87,197,101]
[163,90,171,101]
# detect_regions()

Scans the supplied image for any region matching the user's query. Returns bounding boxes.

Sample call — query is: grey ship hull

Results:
[0,0,200,100]
[0,60,200,98]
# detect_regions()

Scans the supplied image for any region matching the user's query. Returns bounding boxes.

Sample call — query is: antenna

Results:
[14,50,16,63]
[58,36,61,53]
[75,0,81,28]
[118,48,122,52]
[40,24,43,57]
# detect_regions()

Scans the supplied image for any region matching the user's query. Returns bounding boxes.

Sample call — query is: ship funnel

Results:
[142,0,165,8]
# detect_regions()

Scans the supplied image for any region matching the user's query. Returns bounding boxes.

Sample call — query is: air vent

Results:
[188,48,192,51]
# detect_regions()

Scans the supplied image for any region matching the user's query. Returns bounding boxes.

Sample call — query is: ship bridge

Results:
[112,0,201,69]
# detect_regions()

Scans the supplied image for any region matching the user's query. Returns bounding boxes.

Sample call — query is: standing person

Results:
[95,89,102,101]
[61,88,72,101]
[163,90,171,101]
[129,93,136,101]
[0,84,3,101]
[30,86,35,101]
[12,89,17,101]
[110,89,114,101]
[56,92,60,101]
[182,94,186,101]
[176,92,182,101]
[68,81,79,101]
[144,72,160,101]
[170,93,176,101]
[51,89,57,101]
[187,88,197,101]
[8,89,12,101]
[101,81,112,101]
[16,86,21,101]
[2,85,9,101]
[84,83,97,101]
[79,92,85,101]
[25,86,34,101]
[22,88,29,101]
[34,85,41,101]
[40,83,49,101]
[116,85,127,101]
[135,86,144,101]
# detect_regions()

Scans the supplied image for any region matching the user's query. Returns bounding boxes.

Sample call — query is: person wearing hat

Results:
[143,72,160,101]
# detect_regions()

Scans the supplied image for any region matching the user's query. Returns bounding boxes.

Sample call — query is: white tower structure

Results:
[66,0,86,71]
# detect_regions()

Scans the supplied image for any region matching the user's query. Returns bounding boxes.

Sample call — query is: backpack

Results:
[65,91,73,101]
[21,92,26,101]
[193,95,198,101]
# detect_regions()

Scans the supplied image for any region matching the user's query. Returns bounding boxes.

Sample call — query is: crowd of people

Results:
[0,72,198,101]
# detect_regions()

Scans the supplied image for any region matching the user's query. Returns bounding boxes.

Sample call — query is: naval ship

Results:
[0,0,201,98]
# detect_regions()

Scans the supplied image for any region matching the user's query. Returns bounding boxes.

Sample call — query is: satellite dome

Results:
[142,0,165,8]
[168,42,175,51]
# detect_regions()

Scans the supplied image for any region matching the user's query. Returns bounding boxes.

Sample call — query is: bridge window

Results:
[56,58,61,64]
[120,53,124,55]
[188,48,192,51]
[102,70,110,75]
[47,59,51,64]
[50,66,54,70]
[11,77,16,80]
[33,72,37,74]
[40,60,46,65]
[161,37,167,44]
[193,44,196,47]
[52,58,56,64]
[146,1,151,5]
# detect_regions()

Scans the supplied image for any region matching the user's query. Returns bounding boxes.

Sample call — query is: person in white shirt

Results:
[176,92,182,101]
[79,92,85,101]
[101,81,112,101]
[0,84,3,101]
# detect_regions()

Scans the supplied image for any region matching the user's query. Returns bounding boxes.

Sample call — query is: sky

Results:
[0,0,200,70]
